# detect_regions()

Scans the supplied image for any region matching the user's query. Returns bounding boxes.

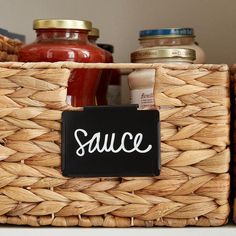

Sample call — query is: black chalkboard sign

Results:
[61,106,160,177]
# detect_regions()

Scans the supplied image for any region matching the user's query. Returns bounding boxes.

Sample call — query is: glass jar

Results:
[19,19,105,107]
[138,28,205,64]
[98,44,121,106]
[128,47,196,109]
[97,44,118,105]
[88,27,100,43]
[107,68,121,105]
[88,29,113,105]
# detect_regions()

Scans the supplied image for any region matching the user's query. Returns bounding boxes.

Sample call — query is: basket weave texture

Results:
[0,62,230,227]
[0,35,22,62]
[232,64,236,224]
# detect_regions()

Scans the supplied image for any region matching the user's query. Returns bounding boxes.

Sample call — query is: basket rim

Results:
[0,61,229,71]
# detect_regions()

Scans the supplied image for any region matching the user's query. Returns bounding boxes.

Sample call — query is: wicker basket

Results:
[0,35,22,62]
[0,62,230,227]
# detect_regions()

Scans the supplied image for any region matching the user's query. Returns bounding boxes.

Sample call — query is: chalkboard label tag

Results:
[62,105,160,177]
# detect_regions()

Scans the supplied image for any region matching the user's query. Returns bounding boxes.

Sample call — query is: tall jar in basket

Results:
[19,19,105,106]
[128,47,196,109]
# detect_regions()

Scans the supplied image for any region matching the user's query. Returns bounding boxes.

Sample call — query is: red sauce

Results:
[19,24,105,106]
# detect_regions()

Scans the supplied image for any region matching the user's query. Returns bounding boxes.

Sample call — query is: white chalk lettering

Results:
[74,129,152,157]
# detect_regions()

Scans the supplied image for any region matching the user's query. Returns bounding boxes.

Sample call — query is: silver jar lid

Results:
[139,28,194,39]
[131,47,196,62]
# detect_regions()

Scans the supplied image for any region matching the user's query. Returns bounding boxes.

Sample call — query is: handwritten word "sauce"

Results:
[74,129,152,157]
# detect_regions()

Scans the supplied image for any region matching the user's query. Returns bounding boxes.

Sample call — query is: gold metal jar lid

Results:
[33,19,92,30]
[88,28,100,38]
[131,47,196,62]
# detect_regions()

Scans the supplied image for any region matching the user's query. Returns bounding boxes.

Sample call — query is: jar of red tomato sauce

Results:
[19,19,105,106]
[88,28,113,105]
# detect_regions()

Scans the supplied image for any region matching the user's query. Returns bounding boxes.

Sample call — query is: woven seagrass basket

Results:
[0,36,22,62]
[0,62,230,227]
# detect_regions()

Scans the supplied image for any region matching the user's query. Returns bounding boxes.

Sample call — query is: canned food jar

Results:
[88,27,100,43]
[138,28,205,64]
[88,29,114,105]
[128,47,196,109]
[19,19,105,106]
[98,44,121,105]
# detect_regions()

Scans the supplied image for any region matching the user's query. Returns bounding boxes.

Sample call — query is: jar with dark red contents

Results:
[107,66,121,105]
[98,44,121,105]
[88,28,113,105]
[19,19,105,107]
[88,28,100,44]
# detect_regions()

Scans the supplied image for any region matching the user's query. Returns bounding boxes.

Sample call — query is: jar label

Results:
[107,85,121,105]
[131,88,155,109]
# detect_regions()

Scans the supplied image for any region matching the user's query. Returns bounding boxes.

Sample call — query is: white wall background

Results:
[0,0,235,102]
[0,0,235,63]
